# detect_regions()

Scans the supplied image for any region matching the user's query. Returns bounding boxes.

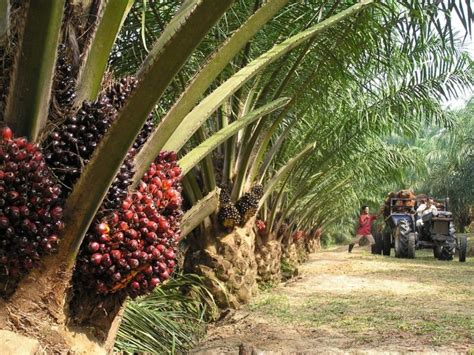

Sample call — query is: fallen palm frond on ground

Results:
[115,274,218,354]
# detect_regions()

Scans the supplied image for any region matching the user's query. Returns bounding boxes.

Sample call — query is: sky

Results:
[444,16,474,109]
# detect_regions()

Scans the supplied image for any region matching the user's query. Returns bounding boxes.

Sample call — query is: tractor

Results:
[373,196,467,261]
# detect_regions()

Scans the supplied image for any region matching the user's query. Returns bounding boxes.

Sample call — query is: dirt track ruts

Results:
[192,243,474,354]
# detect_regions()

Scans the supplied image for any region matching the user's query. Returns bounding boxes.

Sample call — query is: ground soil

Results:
[191,242,474,354]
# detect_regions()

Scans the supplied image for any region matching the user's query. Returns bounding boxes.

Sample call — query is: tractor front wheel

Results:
[437,246,453,261]
[407,233,416,259]
[395,219,411,258]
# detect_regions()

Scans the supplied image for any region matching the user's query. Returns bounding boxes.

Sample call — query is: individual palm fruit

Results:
[218,203,241,229]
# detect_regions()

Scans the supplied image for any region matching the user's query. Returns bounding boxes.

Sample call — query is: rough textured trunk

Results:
[255,238,281,283]
[0,261,123,353]
[282,239,308,265]
[282,242,299,265]
[305,228,322,253]
[185,218,258,308]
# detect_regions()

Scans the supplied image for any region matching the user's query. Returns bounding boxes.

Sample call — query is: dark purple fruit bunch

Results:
[43,93,119,192]
[251,184,264,200]
[217,185,242,229]
[43,76,154,209]
[218,204,241,229]
[100,76,154,151]
[75,151,182,298]
[235,187,262,224]
[53,44,76,109]
[0,127,64,278]
[218,185,232,205]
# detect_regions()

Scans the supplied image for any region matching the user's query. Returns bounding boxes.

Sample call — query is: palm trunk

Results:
[184,218,259,308]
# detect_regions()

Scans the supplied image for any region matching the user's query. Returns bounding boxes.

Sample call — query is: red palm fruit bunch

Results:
[293,230,305,242]
[256,219,266,236]
[0,127,64,279]
[74,151,183,298]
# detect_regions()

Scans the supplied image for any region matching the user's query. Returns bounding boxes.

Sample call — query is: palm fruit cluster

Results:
[293,230,304,242]
[383,189,416,217]
[278,222,289,236]
[256,219,266,236]
[235,184,264,223]
[0,127,64,278]
[103,77,155,150]
[251,184,264,200]
[43,89,122,192]
[52,45,76,110]
[43,76,154,210]
[217,186,241,229]
[74,151,182,298]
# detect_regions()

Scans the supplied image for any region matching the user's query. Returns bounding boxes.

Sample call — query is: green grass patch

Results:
[248,249,474,348]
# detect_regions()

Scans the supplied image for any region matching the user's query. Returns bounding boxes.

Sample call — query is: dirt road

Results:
[192,245,474,354]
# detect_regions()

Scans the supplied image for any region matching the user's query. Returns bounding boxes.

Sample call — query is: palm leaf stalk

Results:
[4,0,64,140]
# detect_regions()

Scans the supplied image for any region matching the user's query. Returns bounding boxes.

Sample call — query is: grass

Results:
[249,248,474,349]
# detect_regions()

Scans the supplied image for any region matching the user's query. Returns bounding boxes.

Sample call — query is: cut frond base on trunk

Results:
[184,218,258,309]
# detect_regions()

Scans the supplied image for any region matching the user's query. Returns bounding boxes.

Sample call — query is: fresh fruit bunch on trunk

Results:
[43,77,153,209]
[235,184,264,223]
[217,184,264,229]
[293,230,305,242]
[75,152,182,298]
[0,75,182,299]
[0,128,64,291]
[256,219,266,236]
[217,186,241,229]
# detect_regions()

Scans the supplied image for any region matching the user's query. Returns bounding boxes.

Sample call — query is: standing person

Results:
[348,206,380,253]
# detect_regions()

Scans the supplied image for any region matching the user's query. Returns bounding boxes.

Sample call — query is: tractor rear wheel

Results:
[407,233,416,259]
[371,233,383,255]
[382,232,391,256]
[459,235,467,262]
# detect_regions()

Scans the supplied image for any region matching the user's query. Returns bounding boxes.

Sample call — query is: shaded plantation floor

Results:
[191,243,474,354]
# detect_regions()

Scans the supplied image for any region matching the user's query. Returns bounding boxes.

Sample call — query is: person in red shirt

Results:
[348,205,380,253]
